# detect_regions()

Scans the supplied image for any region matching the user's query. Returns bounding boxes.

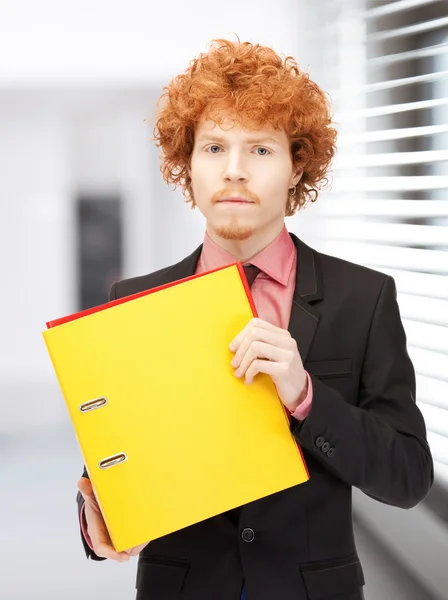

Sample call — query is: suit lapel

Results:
[287,233,323,365]
[158,244,203,284]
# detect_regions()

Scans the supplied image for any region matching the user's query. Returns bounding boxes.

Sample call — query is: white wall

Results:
[0,98,73,380]
[0,1,315,430]
[0,0,304,85]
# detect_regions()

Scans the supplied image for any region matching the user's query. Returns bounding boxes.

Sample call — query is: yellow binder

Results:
[42,263,309,552]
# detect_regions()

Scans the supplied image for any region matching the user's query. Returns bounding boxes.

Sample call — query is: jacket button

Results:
[241,528,255,543]
[327,447,336,458]
[322,442,331,453]
[315,436,325,447]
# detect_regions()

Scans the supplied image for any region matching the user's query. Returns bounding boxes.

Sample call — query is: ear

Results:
[291,165,304,187]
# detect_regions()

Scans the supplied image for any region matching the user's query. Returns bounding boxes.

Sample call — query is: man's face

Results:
[189,113,302,242]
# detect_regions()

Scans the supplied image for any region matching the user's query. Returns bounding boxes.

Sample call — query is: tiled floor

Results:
[1,424,436,600]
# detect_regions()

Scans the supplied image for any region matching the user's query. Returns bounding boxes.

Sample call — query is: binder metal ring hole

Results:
[99,453,128,470]
[79,397,108,413]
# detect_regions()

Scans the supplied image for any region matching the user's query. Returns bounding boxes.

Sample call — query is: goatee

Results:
[214,218,254,241]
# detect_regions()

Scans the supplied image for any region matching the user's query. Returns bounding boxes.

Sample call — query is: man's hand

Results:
[230,318,308,412]
[78,477,148,561]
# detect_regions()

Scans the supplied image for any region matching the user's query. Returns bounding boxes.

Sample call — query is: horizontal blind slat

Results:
[369,16,448,41]
[317,220,448,245]
[335,98,448,119]
[376,269,448,300]
[320,242,448,274]
[368,43,448,67]
[399,296,448,328]
[338,124,448,145]
[330,72,448,97]
[364,70,448,93]
[403,320,448,352]
[419,404,448,437]
[366,0,444,19]
[416,374,448,409]
[332,175,448,192]
[408,347,448,382]
[314,199,448,218]
[334,150,448,168]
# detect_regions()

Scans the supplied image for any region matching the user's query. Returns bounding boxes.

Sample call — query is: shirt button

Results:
[241,528,255,543]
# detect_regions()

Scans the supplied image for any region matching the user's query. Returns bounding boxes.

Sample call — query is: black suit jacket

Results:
[77,233,433,600]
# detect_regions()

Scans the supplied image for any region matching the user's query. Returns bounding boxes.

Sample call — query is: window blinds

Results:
[309,0,448,487]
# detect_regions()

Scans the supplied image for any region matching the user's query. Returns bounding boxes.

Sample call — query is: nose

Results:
[223,150,249,184]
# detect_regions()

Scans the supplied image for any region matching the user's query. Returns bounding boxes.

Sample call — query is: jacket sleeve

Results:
[292,275,434,509]
[76,282,118,560]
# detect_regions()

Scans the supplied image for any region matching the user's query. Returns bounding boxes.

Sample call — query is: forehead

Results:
[195,112,287,143]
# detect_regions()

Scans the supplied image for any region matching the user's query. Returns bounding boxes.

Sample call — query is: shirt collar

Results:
[199,225,296,287]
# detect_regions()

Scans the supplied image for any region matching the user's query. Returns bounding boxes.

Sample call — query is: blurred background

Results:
[1,0,447,598]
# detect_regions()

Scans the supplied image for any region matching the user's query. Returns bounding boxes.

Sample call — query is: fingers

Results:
[230,318,289,352]
[94,540,130,562]
[79,478,130,562]
[231,321,295,384]
[85,508,130,562]
[244,357,285,385]
[78,478,101,514]
[78,477,94,500]
[125,542,149,557]
[232,327,291,371]
[78,478,147,562]
[234,341,288,382]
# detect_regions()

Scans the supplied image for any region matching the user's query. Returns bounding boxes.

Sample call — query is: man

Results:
[77,38,433,600]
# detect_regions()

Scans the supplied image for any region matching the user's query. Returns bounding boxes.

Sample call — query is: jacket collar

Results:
[163,232,323,303]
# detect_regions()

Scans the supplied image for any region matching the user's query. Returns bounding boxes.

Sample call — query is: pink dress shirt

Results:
[80,225,312,551]
[196,225,312,420]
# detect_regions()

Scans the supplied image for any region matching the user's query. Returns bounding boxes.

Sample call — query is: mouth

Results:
[217,197,254,205]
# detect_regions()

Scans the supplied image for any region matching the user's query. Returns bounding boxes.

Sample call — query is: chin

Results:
[214,223,255,241]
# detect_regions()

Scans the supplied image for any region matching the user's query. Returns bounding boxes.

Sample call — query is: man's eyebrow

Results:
[196,135,281,145]
[245,136,282,145]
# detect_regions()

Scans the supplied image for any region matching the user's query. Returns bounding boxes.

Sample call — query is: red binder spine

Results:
[46,262,257,328]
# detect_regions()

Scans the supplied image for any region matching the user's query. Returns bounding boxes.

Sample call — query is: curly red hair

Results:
[152,38,337,215]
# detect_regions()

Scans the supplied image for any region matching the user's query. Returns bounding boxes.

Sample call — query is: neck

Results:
[206,220,285,262]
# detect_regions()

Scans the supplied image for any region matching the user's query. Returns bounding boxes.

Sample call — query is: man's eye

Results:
[207,145,221,153]
[254,147,270,155]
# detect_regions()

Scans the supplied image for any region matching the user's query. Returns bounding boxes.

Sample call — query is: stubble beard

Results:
[214,216,255,241]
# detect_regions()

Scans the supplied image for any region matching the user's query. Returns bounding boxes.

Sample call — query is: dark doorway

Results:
[76,195,123,311]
